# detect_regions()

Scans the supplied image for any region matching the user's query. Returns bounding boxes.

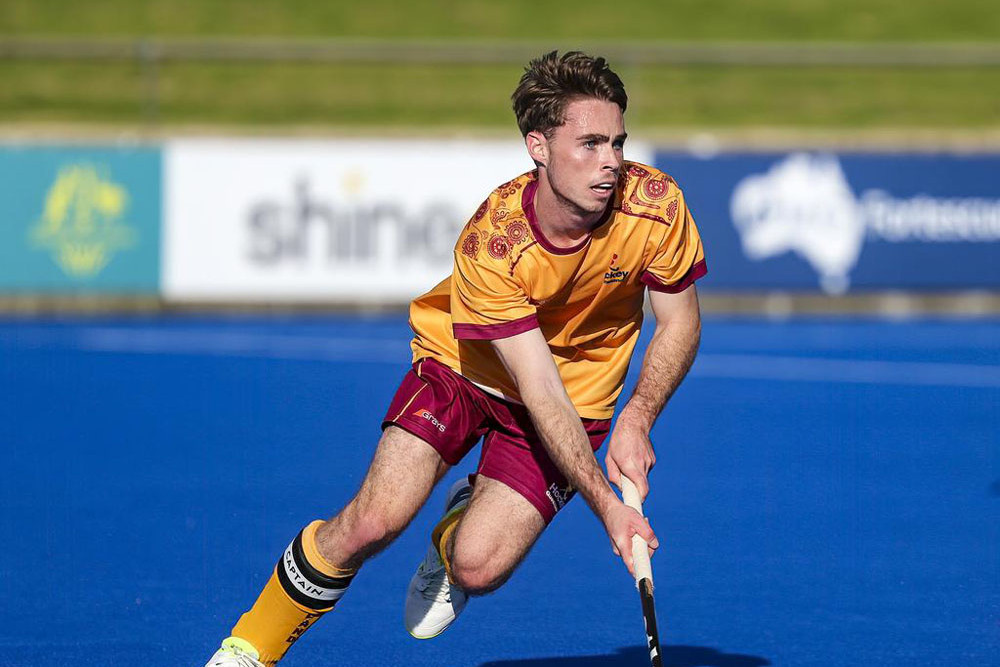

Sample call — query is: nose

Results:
[601,145,622,173]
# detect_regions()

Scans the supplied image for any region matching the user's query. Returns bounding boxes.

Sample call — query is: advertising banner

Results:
[655,151,1000,293]
[0,146,161,293]
[164,139,653,302]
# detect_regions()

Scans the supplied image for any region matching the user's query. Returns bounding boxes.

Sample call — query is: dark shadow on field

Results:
[478,645,771,667]
[990,479,1000,497]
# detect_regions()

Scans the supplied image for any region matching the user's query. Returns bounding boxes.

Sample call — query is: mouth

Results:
[590,182,616,198]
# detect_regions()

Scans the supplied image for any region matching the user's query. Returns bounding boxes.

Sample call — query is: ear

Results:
[525,131,548,167]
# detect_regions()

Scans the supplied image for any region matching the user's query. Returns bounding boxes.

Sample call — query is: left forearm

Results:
[619,315,701,431]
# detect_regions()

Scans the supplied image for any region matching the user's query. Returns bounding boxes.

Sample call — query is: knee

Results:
[348,509,398,549]
[316,506,402,563]
[449,549,507,595]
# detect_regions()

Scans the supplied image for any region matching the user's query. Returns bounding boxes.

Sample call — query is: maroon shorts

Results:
[382,358,611,523]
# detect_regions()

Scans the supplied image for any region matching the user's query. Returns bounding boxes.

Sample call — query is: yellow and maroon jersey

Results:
[409,161,707,420]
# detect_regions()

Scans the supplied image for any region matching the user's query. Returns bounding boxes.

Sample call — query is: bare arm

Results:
[605,285,702,500]
[491,329,658,574]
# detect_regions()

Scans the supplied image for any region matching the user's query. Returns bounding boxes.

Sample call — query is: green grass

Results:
[3,0,999,41]
[2,60,998,129]
[1,1,997,129]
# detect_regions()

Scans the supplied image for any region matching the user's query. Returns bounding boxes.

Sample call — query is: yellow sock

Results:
[230,521,356,665]
[432,505,466,584]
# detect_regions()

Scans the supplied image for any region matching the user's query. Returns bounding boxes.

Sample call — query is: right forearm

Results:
[488,329,621,520]
[522,388,619,518]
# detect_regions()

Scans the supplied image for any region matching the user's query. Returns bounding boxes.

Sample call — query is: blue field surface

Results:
[0,315,997,667]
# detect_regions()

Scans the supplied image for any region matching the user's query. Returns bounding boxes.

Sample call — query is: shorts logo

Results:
[413,409,446,432]
[604,252,630,284]
[546,482,574,512]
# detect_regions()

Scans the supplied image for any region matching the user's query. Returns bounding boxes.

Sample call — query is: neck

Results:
[533,171,607,248]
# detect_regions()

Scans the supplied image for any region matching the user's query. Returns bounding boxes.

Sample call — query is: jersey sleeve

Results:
[450,228,539,340]
[640,189,708,293]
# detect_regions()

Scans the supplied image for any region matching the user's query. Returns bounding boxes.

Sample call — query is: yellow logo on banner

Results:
[30,164,136,277]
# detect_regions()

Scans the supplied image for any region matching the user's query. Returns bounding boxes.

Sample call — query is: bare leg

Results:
[316,426,450,569]
[446,476,546,595]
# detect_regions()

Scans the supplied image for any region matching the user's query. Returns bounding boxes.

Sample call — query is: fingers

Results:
[617,523,659,577]
[636,474,649,502]
[638,517,659,550]
[610,510,661,579]
[620,467,649,501]
[605,501,662,578]
[610,536,633,576]
[626,513,658,550]
[618,536,635,577]
[605,455,621,489]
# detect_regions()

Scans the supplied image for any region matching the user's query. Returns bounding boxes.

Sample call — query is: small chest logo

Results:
[604,253,630,284]
[413,409,446,432]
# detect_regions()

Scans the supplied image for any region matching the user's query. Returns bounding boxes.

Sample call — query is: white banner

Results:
[164,138,651,302]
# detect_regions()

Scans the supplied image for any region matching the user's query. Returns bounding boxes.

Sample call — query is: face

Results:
[527,97,626,217]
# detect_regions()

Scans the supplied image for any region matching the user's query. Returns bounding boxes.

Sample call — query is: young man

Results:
[206,50,706,667]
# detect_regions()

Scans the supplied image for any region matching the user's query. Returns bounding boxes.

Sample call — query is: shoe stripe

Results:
[446,487,472,512]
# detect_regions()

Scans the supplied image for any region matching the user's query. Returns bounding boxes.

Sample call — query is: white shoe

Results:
[404,477,472,639]
[205,637,264,667]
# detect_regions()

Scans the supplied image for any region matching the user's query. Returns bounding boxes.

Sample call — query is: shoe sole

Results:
[407,625,449,640]
[404,479,472,640]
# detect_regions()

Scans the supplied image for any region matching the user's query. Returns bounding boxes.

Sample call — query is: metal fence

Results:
[5,36,998,130]
[3,36,1000,66]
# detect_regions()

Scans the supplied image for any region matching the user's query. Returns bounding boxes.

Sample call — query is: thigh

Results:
[319,425,449,566]
[382,358,489,466]
[352,424,450,521]
[451,474,546,579]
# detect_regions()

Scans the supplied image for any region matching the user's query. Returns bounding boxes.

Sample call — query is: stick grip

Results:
[620,476,653,587]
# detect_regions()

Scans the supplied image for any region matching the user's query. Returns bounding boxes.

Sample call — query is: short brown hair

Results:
[511,51,628,137]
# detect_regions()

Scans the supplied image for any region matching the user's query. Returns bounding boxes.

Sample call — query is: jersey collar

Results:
[522,179,615,256]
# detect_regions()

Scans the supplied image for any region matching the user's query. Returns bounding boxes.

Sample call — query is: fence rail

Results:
[2,37,1000,66]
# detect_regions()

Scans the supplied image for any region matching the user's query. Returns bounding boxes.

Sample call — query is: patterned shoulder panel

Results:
[460,170,537,267]
[616,161,682,227]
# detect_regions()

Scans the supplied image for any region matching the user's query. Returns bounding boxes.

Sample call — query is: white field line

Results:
[75,327,408,363]
[693,353,1000,389]
[4,326,999,388]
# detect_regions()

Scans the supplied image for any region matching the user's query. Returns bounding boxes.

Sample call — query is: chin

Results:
[583,196,610,214]
[569,201,602,217]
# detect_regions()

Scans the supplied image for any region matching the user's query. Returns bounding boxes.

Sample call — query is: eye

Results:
[613,140,625,151]
[584,140,597,149]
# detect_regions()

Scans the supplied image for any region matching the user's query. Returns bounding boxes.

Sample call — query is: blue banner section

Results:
[654,152,1000,293]
[0,146,161,293]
